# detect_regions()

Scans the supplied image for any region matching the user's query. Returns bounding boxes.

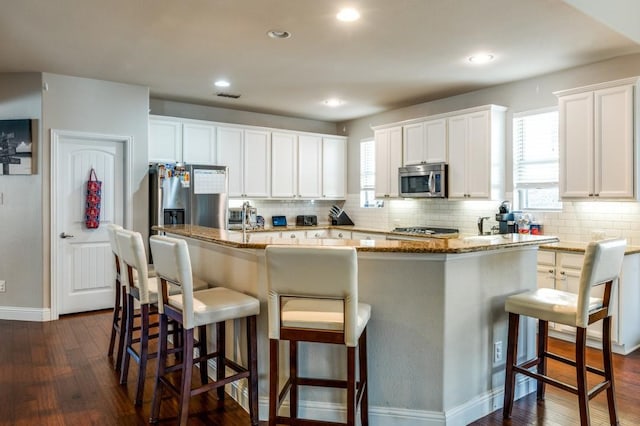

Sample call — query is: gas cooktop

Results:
[393,226,459,235]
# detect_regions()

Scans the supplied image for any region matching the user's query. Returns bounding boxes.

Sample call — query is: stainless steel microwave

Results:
[398,163,447,198]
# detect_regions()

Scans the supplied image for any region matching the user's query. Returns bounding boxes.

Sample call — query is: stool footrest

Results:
[513,362,611,400]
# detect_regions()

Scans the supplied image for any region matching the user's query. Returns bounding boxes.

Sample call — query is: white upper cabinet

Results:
[322,137,347,199]
[298,135,323,198]
[216,126,244,197]
[556,78,637,200]
[182,121,217,165]
[271,132,298,198]
[374,126,403,198]
[403,118,447,165]
[447,106,506,200]
[149,116,183,163]
[243,129,271,197]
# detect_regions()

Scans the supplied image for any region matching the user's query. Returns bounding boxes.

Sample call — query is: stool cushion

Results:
[505,287,603,327]
[281,298,371,338]
[168,287,259,328]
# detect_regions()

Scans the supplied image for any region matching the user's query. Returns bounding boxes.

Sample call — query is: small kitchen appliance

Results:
[495,201,516,234]
[272,216,287,227]
[228,206,257,230]
[296,215,318,226]
[398,163,447,198]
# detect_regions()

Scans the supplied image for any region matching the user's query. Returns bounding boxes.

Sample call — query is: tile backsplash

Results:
[244,196,640,245]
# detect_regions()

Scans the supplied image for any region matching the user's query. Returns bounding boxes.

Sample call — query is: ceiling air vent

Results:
[216,92,241,99]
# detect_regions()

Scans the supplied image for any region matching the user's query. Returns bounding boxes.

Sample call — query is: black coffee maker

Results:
[495,201,516,234]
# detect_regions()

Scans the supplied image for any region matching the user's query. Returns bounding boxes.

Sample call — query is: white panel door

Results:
[447,116,468,198]
[298,134,322,198]
[243,129,270,197]
[149,117,182,162]
[403,123,425,165]
[424,118,447,163]
[271,132,297,198]
[217,126,244,197]
[388,127,403,198]
[183,122,216,165]
[466,111,491,198]
[559,92,594,198]
[54,132,125,315]
[322,137,346,199]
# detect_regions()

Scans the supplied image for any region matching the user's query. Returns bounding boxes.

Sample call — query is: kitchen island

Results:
[154,224,558,425]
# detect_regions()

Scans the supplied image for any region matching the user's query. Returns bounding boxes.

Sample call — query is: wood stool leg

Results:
[107,277,121,358]
[289,340,298,420]
[120,293,135,385]
[216,321,226,401]
[150,312,169,423]
[503,312,519,419]
[269,339,279,425]
[134,303,150,406]
[347,346,356,426]
[115,284,127,373]
[537,319,548,401]
[602,316,619,425]
[179,328,195,426]
[359,328,369,426]
[198,325,208,385]
[576,327,590,426]
[247,316,259,426]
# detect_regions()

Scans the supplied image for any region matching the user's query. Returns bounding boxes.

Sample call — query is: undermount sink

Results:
[461,235,508,243]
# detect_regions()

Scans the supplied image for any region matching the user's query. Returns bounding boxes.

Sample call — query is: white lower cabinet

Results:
[283,230,307,240]
[537,249,640,354]
[329,230,351,239]
[309,229,329,239]
[351,231,386,241]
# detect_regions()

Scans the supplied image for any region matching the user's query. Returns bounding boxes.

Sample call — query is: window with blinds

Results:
[513,108,562,210]
[360,139,381,207]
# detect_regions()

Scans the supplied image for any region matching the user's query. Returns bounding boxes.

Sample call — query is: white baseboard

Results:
[0,306,51,321]
[205,358,535,425]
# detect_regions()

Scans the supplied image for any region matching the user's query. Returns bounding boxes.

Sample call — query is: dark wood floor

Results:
[0,310,638,425]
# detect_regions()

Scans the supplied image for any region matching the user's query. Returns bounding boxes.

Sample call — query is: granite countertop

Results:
[154,224,559,254]
[539,240,640,255]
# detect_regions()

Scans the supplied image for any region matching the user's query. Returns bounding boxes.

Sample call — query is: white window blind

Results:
[513,109,561,210]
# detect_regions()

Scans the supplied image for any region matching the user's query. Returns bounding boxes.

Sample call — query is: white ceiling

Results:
[1,0,638,122]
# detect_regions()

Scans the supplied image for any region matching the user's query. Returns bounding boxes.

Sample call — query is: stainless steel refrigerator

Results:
[149,163,229,236]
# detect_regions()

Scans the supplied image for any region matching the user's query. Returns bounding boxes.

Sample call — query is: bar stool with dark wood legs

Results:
[503,238,626,426]
[106,224,127,371]
[149,235,260,426]
[265,245,370,426]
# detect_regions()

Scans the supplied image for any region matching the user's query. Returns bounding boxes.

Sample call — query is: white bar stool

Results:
[265,245,370,426]
[106,224,127,371]
[503,238,626,426]
[149,235,260,426]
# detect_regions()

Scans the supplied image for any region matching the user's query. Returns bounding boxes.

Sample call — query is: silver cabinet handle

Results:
[290,234,296,238]
[60,232,75,239]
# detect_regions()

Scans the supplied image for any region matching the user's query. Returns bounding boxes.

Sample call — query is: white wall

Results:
[338,53,640,243]
[0,73,43,308]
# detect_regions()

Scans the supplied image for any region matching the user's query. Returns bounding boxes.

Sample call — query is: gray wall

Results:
[150,98,338,135]
[340,52,640,194]
[0,73,43,308]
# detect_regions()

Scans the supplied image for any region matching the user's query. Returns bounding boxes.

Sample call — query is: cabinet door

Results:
[182,122,216,165]
[217,127,244,197]
[149,117,183,163]
[283,230,307,240]
[466,111,491,198]
[594,84,634,199]
[388,127,403,198]
[374,129,391,198]
[271,132,297,198]
[298,135,322,198]
[447,116,468,198]
[424,118,447,163]
[329,230,351,239]
[322,137,346,199]
[243,130,270,197]
[403,123,425,165]
[352,231,386,241]
[559,92,594,198]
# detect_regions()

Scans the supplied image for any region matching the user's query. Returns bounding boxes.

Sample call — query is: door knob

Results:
[60,232,75,239]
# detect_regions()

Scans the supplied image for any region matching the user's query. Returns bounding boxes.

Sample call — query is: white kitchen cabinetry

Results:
[182,121,217,165]
[322,137,347,199]
[283,230,307,240]
[447,105,506,200]
[149,116,183,163]
[271,132,298,198]
[297,135,323,199]
[403,119,447,165]
[556,78,638,200]
[351,231,386,241]
[217,126,270,198]
[329,230,351,239]
[374,126,403,198]
[309,229,329,239]
[537,249,640,355]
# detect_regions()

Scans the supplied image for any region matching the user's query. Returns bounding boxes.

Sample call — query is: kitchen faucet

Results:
[477,216,491,235]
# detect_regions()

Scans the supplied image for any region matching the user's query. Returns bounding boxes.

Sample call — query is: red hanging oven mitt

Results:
[85,168,102,229]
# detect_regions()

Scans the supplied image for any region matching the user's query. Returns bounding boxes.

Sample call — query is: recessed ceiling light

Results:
[468,53,495,64]
[214,80,230,88]
[324,98,344,107]
[267,30,291,39]
[337,8,360,22]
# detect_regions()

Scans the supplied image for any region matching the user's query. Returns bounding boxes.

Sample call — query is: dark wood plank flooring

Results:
[0,310,638,425]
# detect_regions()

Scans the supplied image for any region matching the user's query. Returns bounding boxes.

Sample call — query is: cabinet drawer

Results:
[537,250,555,266]
[558,253,584,270]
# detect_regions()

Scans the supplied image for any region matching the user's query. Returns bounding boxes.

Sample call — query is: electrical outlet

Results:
[493,341,503,363]
[0,280,5,292]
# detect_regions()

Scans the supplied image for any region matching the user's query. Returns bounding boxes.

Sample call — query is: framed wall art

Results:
[0,119,33,175]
